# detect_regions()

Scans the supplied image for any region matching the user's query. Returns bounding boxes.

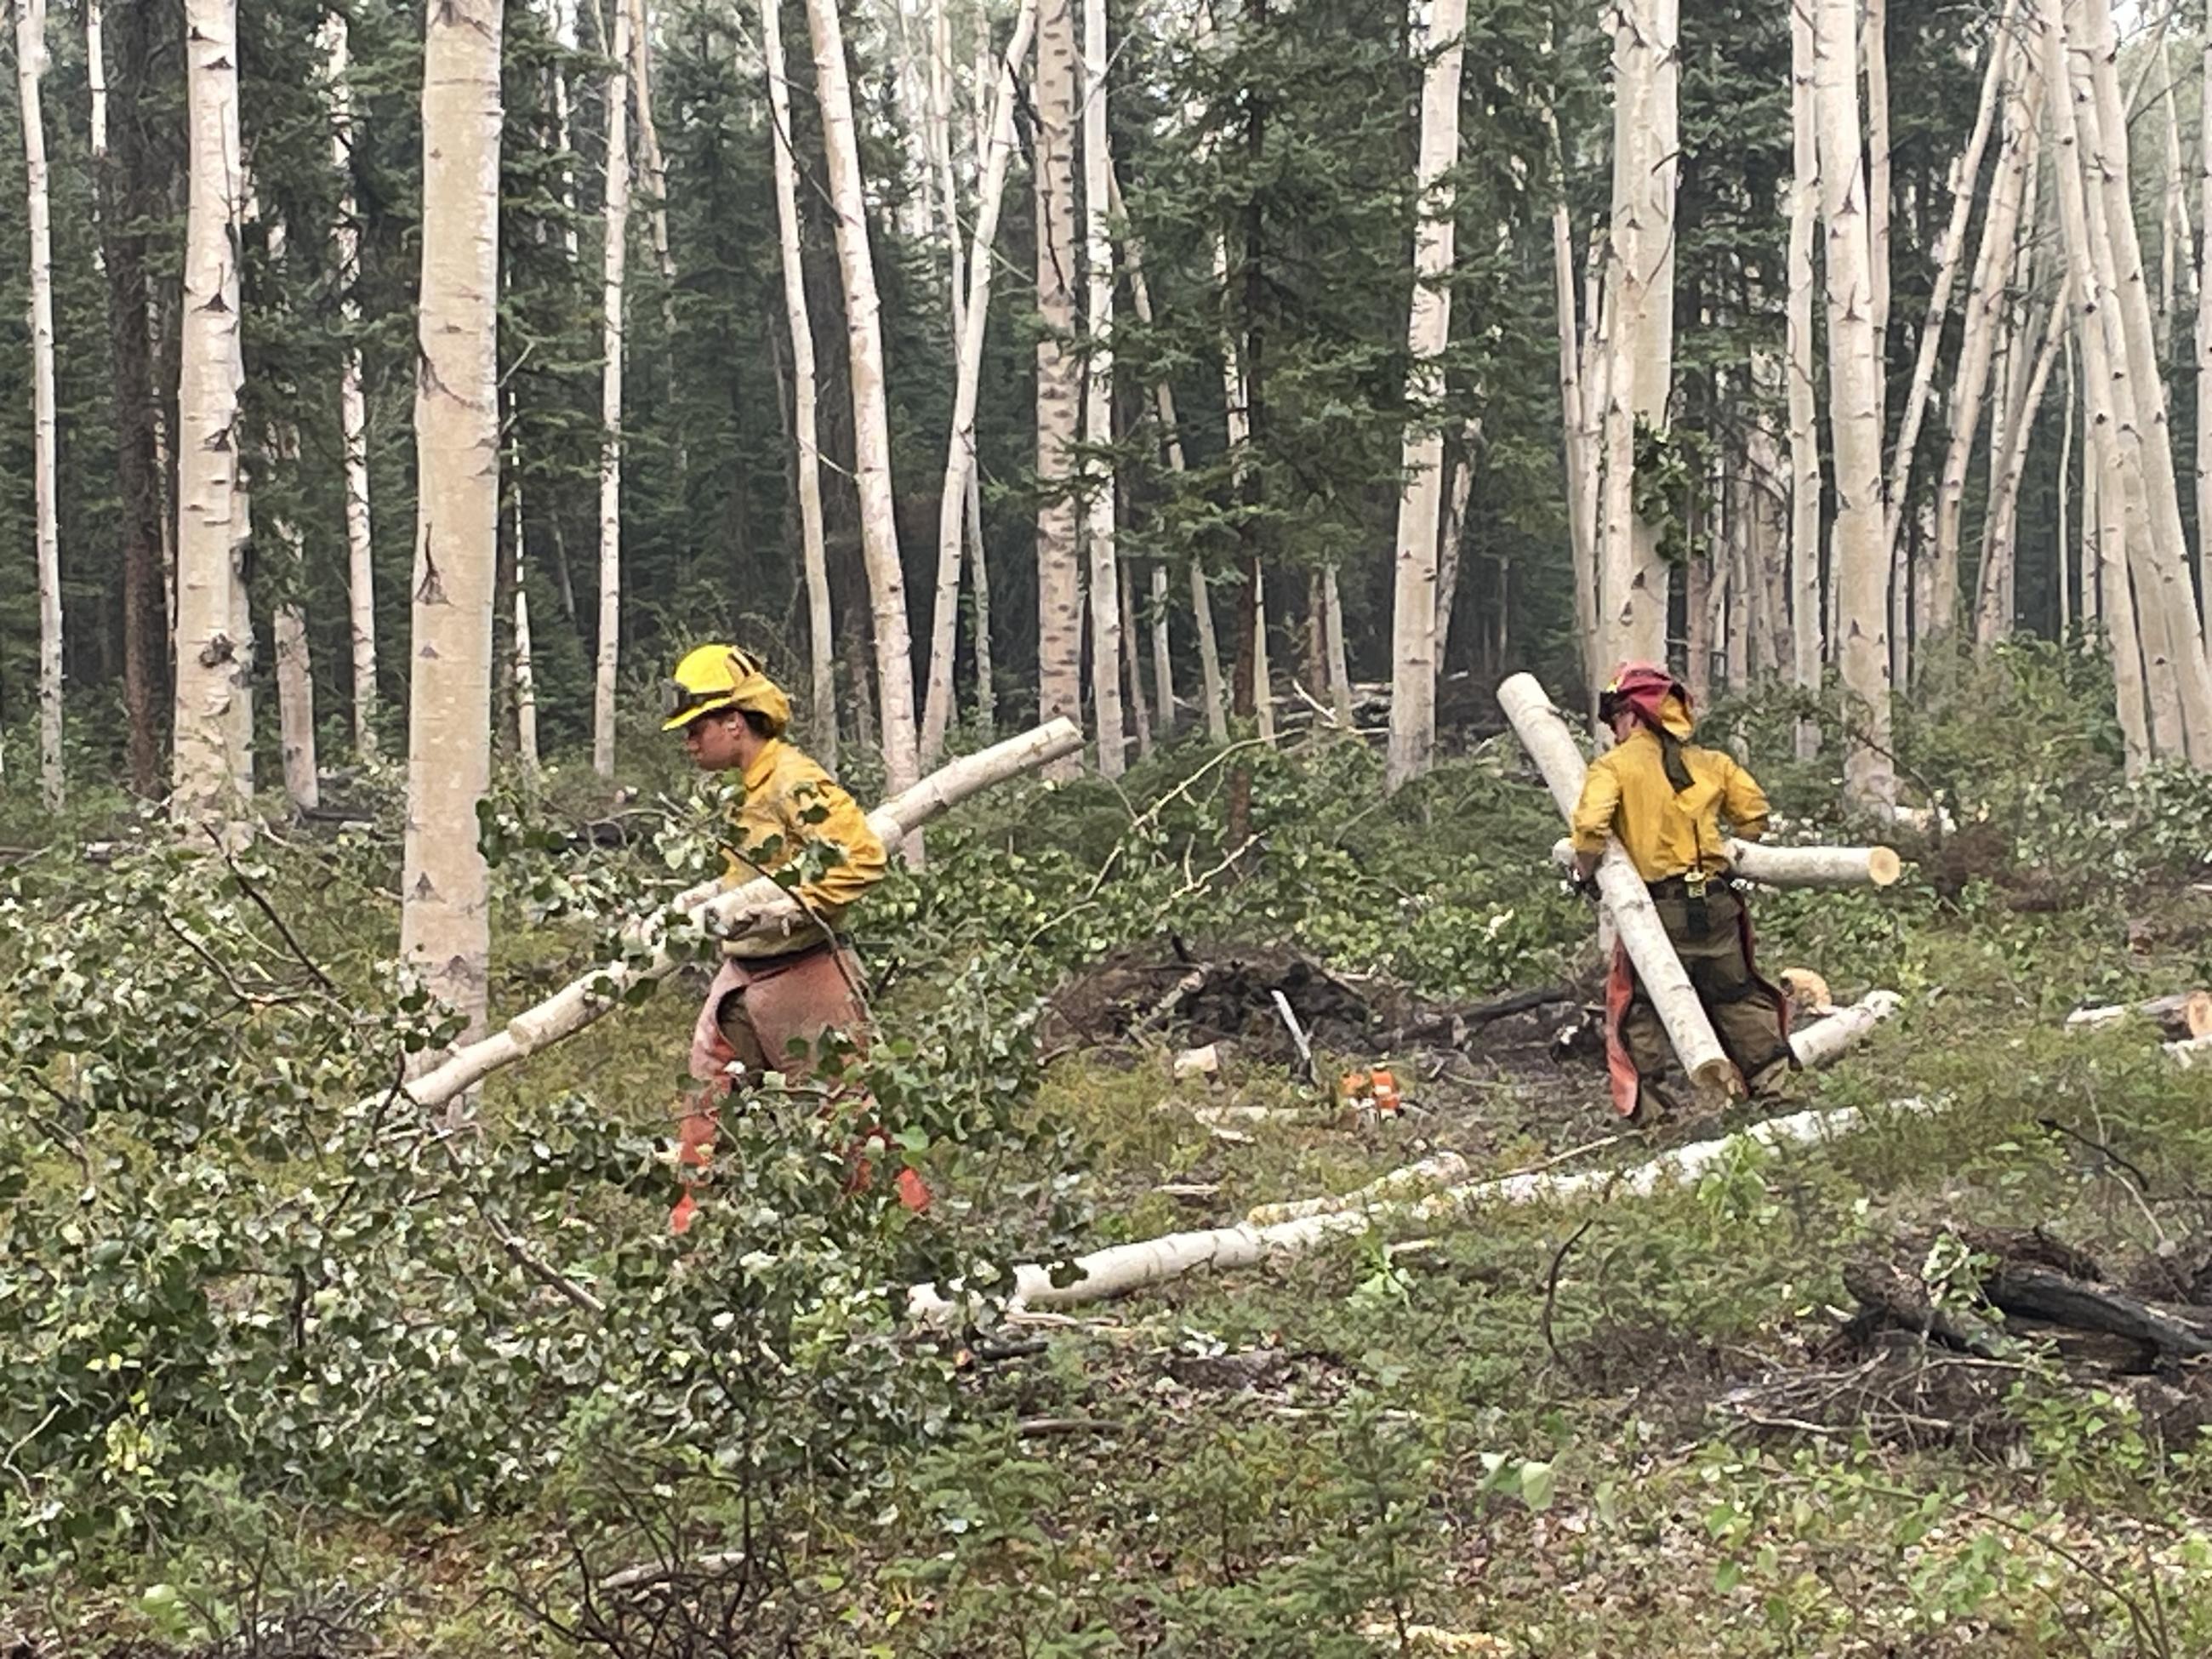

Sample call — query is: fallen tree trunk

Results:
[1790,990,1902,1068]
[1499,673,1735,1095]
[1984,1263,2212,1360]
[908,1094,1936,1321]
[1244,1153,1472,1227]
[2067,989,2212,1041]
[1549,835,1901,890]
[405,719,1084,1109]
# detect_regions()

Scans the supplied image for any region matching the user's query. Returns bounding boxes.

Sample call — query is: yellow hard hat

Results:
[660,643,792,734]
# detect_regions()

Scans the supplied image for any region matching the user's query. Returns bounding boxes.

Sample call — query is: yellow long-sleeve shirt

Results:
[720,738,886,957]
[1569,725,1771,883]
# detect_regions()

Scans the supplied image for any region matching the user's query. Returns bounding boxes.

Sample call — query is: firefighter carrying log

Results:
[661,643,928,1231]
[1568,664,1793,1122]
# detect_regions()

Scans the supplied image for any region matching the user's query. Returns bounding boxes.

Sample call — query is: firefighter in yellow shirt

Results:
[660,643,925,1229]
[1569,664,1793,1121]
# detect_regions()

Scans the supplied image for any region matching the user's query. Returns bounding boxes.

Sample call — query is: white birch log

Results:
[1246,1154,1472,1228]
[1499,672,1733,1093]
[1550,836,1900,889]
[921,0,1037,765]
[1787,989,1901,1068]
[401,719,1082,1110]
[760,0,837,770]
[909,1095,1932,1321]
[1384,0,1469,790]
[2069,990,2212,1040]
[590,0,630,781]
[807,0,922,796]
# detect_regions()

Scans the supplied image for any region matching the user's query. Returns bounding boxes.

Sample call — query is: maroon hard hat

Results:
[1599,662,1688,727]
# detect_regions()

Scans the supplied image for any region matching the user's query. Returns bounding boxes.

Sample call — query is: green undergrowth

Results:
[12,655,2212,1654]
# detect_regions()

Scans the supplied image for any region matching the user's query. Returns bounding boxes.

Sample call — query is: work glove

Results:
[1565,864,1599,904]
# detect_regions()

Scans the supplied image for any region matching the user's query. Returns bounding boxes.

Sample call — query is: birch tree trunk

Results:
[83,0,102,157]
[1975,304,2061,648]
[625,0,676,326]
[807,0,922,795]
[401,0,502,1036]
[1884,1,2015,563]
[1034,0,1082,774]
[17,0,61,810]
[760,0,837,769]
[1384,0,1468,790]
[1930,66,2038,641]
[1080,0,1125,776]
[1120,573,1151,757]
[1596,0,1679,670]
[552,0,579,260]
[514,482,539,776]
[2158,36,2190,353]
[921,0,1035,763]
[1788,4,1821,758]
[1546,110,1599,696]
[590,0,629,780]
[1113,168,1227,740]
[2078,0,2212,763]
[326,14,379,759]
[173,0,248,829]
[2201,30,2212,641]
[2045,0,2160,768]
[1862,0,1890,421]
[1814,0,1894,810]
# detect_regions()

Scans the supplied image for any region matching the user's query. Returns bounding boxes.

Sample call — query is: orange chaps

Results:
[672,944,928,1233]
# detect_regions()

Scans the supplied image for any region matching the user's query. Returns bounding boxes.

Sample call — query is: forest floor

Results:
[14,658,2212,1657]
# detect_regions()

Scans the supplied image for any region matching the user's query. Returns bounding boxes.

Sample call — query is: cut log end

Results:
[1867,846,1902,887]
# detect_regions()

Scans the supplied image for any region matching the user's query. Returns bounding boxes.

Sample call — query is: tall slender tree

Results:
[805,0,921,795]
[591,0,630,778]
[16,0,61,808]
[401,0,504,1035]
[327,12,379,757]
[1034,0,1082,774]
[1080,0,1125,775]
[1383,0,1468,791]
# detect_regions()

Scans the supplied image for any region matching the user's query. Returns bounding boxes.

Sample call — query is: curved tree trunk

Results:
[1384,0,1468,791]
[173,0,248,830]
[401,0,502,1039]
[590,0,630,779]
[806,0,921,795]
[921,0,1036,764]
[1814,0,1895,810]
[17,0,61,810]
[760,0,837,767]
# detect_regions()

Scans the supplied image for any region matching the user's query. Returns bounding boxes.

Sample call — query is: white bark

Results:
[1932,66,2038,639]
[1787,989,1902,1069]
[1080,0,1124,777]
[1323,566,1354,722]
[626,0,676,323]
[1814,0,1894,809]
[1975,303,2061,649]
[759,0,837,770]
[1596,0,1679,669]
[83,0,103,159]
[326,15,379,760]
[1034,0,1083,772]
[590,0,630,780]
[1246,1154,1473,1228]
[1863,0,1890,411]
[921,0,1037,764]
[1120,573,1151,758]
[1435,423,1477,665]
[1884,2,2016,565]
[1551,835,1901,889]
[173,0,248,830]
[1547,121,1598,693]
[514,482,539,776]
[807,0,921,795]
[2202,32,2212,641]
[1787,3,1821,760]
[1500,672,1732,1093]
[1150,563,1173,734]
[1384,0,1469,791]
[2078,0,2212,762]
[402,719,1083,1111]
[265,405,318,812]
[400,0,503,1036]
[2047,2,2150,771]
[912,1092,1927,1321]
[2158,35,2191,350]
[18,0,60,811]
